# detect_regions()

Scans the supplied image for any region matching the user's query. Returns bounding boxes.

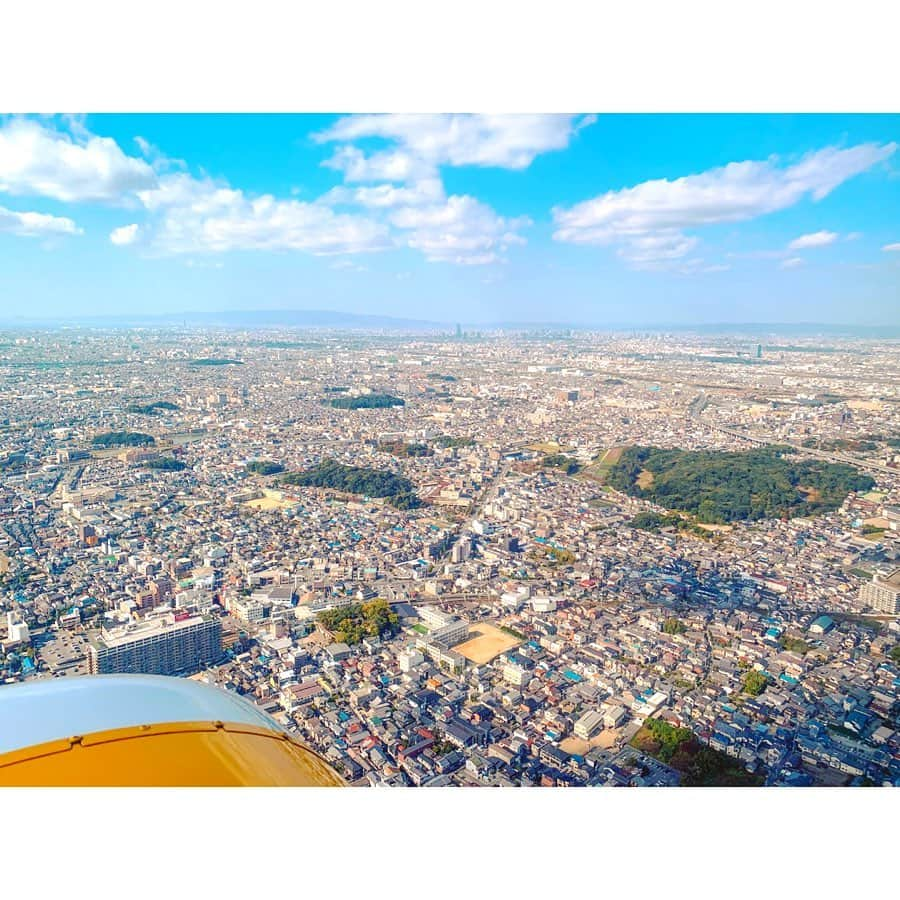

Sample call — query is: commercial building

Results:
[86,612,222,676]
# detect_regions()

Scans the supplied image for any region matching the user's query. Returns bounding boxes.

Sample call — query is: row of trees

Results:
[145,456,187,471]
[434,435,475,449]
[608,445,874,523]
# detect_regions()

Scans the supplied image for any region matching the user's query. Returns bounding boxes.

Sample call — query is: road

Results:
[687,393,898,477]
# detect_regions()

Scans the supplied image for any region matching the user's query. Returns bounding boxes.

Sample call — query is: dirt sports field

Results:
[455,623,522,664]
[580,446,624,483]
[243,491,298,511]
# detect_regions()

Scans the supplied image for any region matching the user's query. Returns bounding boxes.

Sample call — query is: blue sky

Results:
[0,113,898,324]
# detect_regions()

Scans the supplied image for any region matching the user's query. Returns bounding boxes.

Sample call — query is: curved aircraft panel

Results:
[0,675,345,787]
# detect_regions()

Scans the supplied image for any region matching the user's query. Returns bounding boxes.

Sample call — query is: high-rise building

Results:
[860,570,900,614]
[3,612,30,649]
[86,612,222,676]
[450,538,471,563]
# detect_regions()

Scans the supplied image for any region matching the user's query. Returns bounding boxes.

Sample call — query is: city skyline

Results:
[1,114,899,325]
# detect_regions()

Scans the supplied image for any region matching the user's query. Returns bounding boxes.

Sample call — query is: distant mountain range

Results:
[2,308,898,338]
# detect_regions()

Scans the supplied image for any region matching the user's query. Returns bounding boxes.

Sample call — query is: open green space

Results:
[607,445,874,523]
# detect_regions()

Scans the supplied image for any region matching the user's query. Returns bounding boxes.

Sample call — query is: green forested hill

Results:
[607,445,874,523]
[280,459,421,509]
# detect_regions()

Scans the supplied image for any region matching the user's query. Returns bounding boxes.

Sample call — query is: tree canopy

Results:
[743,670,768,696]
[247,460,285,476]
[631,718,763,786]
[92,431,155,448]
[663,618,687,635]
[607,445,873,523]
[434,435,475,449]
[127,401,179,415]
[329,394,404,409]
[145,456,187,471]
[542,454,581,475]
[317,599,399,644]
[189,358,243,366]
[281,458,422,509]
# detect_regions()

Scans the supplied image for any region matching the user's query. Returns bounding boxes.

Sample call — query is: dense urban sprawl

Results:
[2,327,899,786]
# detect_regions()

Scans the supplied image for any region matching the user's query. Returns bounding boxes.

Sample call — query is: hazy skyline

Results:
[1,113,898,325]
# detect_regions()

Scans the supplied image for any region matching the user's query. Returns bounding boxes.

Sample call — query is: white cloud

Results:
[316,114,592,172]
[845,231,862,241]
[788,230,838,249]
[136,173,389,256]
[322,146,435,184]
[0,118,157,203]
[330,259,368,272]
[321,178,444,209]
[134,135,187,173]
[0,204,81,238]
[110,223,139,245]
[389,194,529,265]
[314,114,578,265]
[553,142,896,268]
[616,231,699,267]
[882,242,900,252]
[780,257,805,269]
